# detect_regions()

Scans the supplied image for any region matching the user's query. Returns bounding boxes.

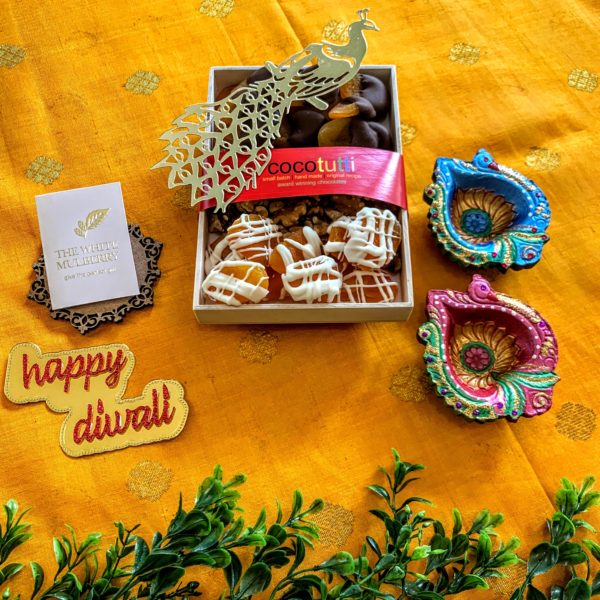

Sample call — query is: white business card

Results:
[36,182,140,310]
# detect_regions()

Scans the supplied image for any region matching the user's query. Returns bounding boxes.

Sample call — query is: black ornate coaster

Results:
[28,224,162,334]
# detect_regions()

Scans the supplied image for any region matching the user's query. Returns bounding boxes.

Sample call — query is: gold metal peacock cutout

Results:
[154,9,379,212]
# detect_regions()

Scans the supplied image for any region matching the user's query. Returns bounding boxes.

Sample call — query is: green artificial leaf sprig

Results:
[21,465,325,600]
[220,488,324,600]
[0,454,595,600]
[0,499,32,600]
[271,449,521,599]
[510,476,600,600]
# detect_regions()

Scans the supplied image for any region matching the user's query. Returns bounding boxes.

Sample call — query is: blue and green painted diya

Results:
[424,149,551,270]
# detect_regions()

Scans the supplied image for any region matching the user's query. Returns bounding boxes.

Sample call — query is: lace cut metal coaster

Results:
[28,224,162,334]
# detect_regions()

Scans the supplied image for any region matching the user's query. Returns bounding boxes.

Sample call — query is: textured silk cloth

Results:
[0,1,599,598]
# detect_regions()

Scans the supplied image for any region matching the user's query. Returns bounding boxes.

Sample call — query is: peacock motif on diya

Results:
[424,149,551,270]
[154,9,379,212]
[418,275,559,422]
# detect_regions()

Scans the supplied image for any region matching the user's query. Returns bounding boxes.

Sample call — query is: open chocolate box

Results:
[193,65,414,324]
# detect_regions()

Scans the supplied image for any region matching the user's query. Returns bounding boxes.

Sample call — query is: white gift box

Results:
[193,65,413,323]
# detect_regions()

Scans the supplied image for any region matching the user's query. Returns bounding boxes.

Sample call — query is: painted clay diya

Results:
[418,275,559,422]
[424,149,551,270]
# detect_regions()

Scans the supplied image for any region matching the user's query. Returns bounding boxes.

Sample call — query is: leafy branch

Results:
[0,453,594,599]
[0,499,32,594]
[510,477,600,600]
[275,448,521,599]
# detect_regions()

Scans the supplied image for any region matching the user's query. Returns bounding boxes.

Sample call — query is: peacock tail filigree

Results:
[154,9,379,212]
[154,80,292,209]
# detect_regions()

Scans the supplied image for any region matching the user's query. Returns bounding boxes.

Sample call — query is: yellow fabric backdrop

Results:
[1,0,599,597]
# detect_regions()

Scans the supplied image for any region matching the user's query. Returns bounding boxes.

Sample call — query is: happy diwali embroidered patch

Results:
[3,342,188,457]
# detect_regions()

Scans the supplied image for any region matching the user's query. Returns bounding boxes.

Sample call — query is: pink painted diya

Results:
[417,275,559,422]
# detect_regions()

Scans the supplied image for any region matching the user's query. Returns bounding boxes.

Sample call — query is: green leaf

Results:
[366,536,381,557]
[239,533,266,547]
[92,578,109,594]
[528,542,560,576]
[400,496,433,509]
[550,513,576,544]
[580,493,600,513]
[591,572,600,595]
[237,562,272,598]
[52,538,67,571]
[369,509,389,522]
[4,500,18,525]
[192,521,224,552]
[224,551,241,591]
[134,550,180,578]
[115,521,125,542]
[453,573,489,592]
[49,593,74,600]
[564,578,591,600]
[368,485,390,502]
[580,476,596,495]
[79,532,102,554]
[151,531,163,549]
[558,542,588,565]
[411,545,431,560]
[556,489,579,518]
[64,571,83,592]
[431,533,449,552]
[223,518,245,544]
[583,540,600,562]
[478,568,504,578]
[499,536,522,555]
[384,564,405,583]
[268,524,288,546]
[149,565,186,596]
[470,510,490,533]
[433,520,445,538]
[179,551,213,567]
[374,553,396,571]
[477,531,492,564]
[452,508,463,536]
[133,537,150,571]
[207,548,231,568]
[289,537,306,574]
[262,549,290,568]
[414,593,444,600]
[490,550,521,568]
[306,498,324,515]
[527,585,549,600]
[291,491,303,518]
[177,509,211,536]
[30,562,44,599]
[251,508,267,533]
[0,563,22,582]
[451,533,470,557]
[319,551,356,576]
[561,479,578,492]
[573,520,597,534]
